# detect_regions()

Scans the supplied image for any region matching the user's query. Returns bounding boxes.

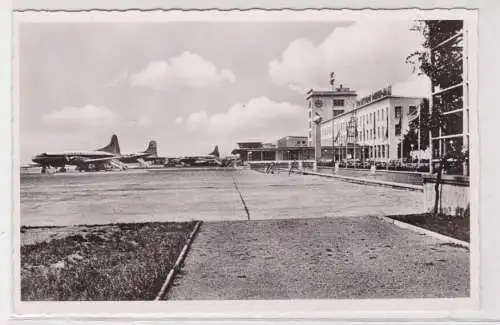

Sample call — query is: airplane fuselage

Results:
[179,156,221,167]
[117,152,153,164]
[32,151,115,167]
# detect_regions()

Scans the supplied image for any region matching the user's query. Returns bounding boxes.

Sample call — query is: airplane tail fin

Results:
[97,134,121,155]
[208,145,220,159]
[143,140,158,156]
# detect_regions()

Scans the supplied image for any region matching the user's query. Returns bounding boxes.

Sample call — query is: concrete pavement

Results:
[166,216,469,300]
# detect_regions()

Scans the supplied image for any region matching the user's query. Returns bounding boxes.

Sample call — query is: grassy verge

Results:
[21,221,197,301]
[386,213,469,243]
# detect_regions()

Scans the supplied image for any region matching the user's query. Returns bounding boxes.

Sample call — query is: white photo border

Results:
[5,4,491,322]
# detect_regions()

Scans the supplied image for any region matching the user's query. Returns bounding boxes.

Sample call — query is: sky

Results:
[18,20,430,163]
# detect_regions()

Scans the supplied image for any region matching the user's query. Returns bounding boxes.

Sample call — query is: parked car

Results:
[360,161,371,169]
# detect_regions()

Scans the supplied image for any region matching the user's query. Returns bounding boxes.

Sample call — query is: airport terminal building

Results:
[308,83,424,163]
[233,83,425,163]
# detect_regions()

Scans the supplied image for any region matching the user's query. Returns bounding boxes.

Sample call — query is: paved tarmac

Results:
[167,216,469,300]
[21,169,423,226]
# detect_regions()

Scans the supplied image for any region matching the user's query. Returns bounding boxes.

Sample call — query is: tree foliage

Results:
[405,20,468,155]
[406,20,464,90]
[402,98,430,155]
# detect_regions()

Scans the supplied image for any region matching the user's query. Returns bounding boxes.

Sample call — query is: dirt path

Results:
[166,216,469,300]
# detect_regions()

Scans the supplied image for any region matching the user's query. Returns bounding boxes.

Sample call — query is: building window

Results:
[409,105,417,116]
[395,122,401,137]
[333,99,344,107]
[432,86,463,113]
[441,111,464,136]
[395,106,402,119]
[308,110,311,118]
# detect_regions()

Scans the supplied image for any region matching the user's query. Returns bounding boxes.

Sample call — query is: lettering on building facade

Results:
[356,86,392,107]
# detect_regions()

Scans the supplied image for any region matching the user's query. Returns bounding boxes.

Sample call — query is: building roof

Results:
[232,146,315,154]
[278,135,308,140]
[306,90,357,99]
[236,142,264,149]
[306,86,357,98]
[231,148,277,155]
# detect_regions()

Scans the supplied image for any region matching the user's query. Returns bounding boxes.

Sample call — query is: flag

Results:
[334,129,341,143]
[408,107,419,125]
[386,113,389,138]
[395,113,402,137]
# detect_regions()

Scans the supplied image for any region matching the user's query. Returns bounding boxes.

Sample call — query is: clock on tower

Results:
[314,99,323,109]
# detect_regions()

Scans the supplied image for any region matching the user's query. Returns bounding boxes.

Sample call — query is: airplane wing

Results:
[68,156,116,164]
[68,156,128,171]
[21,163,41,168]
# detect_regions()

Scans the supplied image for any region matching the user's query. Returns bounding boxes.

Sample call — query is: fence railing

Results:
[247,160,316,170]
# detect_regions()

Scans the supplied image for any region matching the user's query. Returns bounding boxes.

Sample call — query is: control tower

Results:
[306,73,357,146]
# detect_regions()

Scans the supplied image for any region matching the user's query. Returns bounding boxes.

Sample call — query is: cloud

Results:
[391,74,431,97]
[186,111,209,130]
[129,51,236,90]
[186,97,305,139]
[183,97,307,155]
[137,116,153,127]
[42,105,117,127]
[174,116,184,124]
[126,116,154,128]
[269,21,425,96]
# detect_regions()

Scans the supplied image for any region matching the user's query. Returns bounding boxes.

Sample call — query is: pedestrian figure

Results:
[289,160,297,175]
[266,162,275,174]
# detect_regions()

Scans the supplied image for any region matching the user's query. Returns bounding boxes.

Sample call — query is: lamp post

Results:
[448,139,454,174]
[400,132,404,165]
[347,116,356,163]
[313,112,323,171]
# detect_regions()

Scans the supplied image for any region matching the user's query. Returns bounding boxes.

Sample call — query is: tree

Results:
[406,21,464,90]
[402,98,430,159]
[406,20,468,216]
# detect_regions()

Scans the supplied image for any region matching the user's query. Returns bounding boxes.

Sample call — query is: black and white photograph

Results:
[12,8,478,315]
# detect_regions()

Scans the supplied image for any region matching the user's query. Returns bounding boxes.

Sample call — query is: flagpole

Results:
[345,127,348,163]
[332,119,335,164]
[417,102,421,167]
[330,72,335,165]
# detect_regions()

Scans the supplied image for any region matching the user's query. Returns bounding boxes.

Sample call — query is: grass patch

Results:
[21,221,197,301]
[387,213,469,243]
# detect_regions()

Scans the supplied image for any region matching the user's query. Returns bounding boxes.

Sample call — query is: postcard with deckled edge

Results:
[11,8,479,319]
